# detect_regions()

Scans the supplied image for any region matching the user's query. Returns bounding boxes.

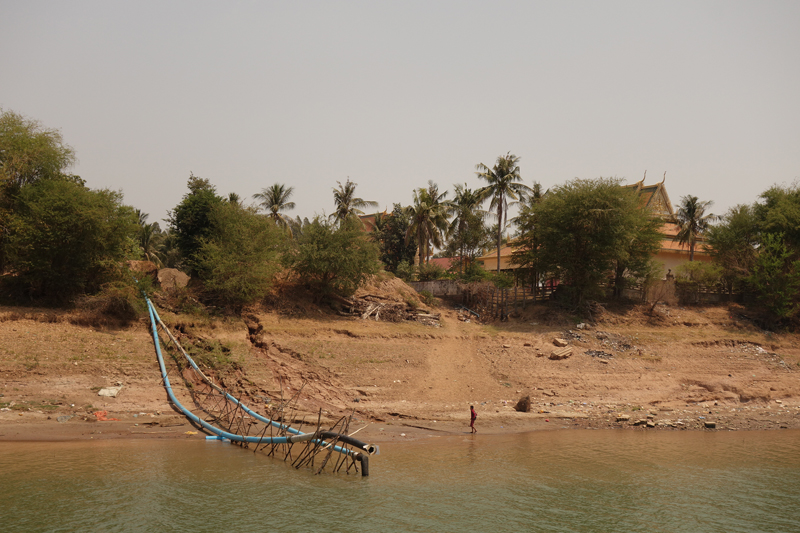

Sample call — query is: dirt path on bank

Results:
[1,302,799,444]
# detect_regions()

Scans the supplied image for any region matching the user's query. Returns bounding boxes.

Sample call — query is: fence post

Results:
[514,286,518,313]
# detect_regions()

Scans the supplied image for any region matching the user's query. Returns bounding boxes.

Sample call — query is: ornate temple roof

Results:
[624,172,675,220]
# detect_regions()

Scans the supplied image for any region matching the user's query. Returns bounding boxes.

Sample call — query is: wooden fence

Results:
[484,285,553,320]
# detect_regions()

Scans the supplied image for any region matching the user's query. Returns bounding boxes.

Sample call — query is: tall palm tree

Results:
[446,183,488,276]
[139,221,164,267]
[405,182,449,266]
[135,209,148,227]
[134,209,163,266]
[511,181,544,294]
[331,178,378,223]
[253,184,296,230]
[675,195,716,261]
[476,152,531,272]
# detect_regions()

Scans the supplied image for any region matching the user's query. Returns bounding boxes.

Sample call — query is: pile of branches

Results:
[333,294,440,324]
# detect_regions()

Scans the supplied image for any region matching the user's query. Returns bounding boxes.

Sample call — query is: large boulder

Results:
[127,260,158,280]
[514,395,531,412]
[157,268,190,289]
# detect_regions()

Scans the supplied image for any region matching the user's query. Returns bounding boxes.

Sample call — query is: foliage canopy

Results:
[522,177,661,308]
[192,202,284,310]
[4,179,138,303]
[167,174,224,273]
[287,216,380,300]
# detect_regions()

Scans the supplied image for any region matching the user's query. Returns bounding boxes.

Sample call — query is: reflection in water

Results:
[2,430,800,532]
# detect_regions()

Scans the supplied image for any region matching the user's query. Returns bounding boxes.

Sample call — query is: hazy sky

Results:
[2,1,798,226]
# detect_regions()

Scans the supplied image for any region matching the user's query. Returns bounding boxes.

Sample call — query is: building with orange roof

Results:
[625,175,712,274]
[476,175,710,276]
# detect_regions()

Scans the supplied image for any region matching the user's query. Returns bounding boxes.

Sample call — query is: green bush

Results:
[192,203,283,311]
[395,260,415,282]
[489,271,515,289]
[675,261,722,304]
[72,281,145,327]
[460,261,492,283]
[417,262,447,282]
[419,289,435,306]
[4,179,138,303]
[287,216,380,301]
[748,233,800,320]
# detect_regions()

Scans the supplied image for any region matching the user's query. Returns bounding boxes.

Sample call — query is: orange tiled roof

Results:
[429,257,457,269]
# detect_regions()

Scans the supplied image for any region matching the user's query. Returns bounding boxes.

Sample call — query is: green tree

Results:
[252,183,296,232]
[0,109,76,190]
[675,195,716,261]
[4,179,138,302]
[331,179,378,224]
[610,205,663,298]
[511,182,548,297]
[445,184,489,277]
[0,110,79,273]
[530,178,659,309]
[159,229,183,269]
[287,216,380,300]
[748,233,800,321]
[134,210,164,267]
[405,181,449,266]
[167,174,224,273]
[674,261,723,305]
[227,192,242,206]
[707,204,759,294]
[192,203,284,311]
[375,204,417,273]
[754,183,800,250]
[139,221,164,266]
[475,152,532,272]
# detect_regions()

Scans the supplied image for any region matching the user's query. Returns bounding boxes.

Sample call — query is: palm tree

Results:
[139,221,164,267]
[675,195,716,261]
[511,181,545,295]
[331,178,378,223]
[446,183,488,276]
[405,181,449,266]
[475,152,532,272]
[133,209,164,266]
[135,209,148,227]
[253,184,296,230]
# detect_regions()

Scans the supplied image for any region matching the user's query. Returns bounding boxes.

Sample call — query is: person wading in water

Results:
[470,405,477,433]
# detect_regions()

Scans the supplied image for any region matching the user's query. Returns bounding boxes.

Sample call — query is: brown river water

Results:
[2,429,799,532]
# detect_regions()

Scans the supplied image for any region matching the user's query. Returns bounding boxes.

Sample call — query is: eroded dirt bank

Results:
[1,302,799,444]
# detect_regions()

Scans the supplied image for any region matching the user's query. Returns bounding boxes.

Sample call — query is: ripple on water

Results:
[2,430,800,532]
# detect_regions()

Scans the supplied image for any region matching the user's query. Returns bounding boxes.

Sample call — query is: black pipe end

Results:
[358,453,369,477]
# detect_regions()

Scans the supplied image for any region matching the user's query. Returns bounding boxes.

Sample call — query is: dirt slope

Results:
[1,300,799,443]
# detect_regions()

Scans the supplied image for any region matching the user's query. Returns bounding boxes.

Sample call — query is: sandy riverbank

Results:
[2,300,799,445]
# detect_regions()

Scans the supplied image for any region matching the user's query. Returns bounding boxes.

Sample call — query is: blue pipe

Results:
[144,298,373,471]
[146,300,308,443]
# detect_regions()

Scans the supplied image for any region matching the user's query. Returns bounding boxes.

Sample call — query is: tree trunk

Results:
[496,203,503,273]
